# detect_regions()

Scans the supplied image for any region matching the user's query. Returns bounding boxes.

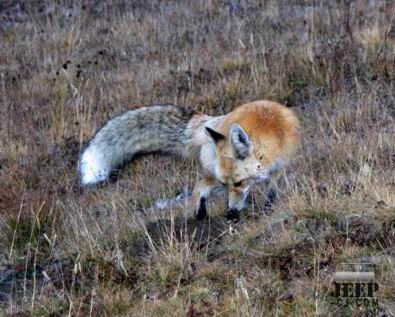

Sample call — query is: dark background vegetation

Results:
[0,0,394,316]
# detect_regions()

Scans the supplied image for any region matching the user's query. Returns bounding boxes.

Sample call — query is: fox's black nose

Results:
[226,209,240,223]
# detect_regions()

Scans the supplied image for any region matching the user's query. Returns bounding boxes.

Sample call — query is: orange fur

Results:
[218,100,300,166]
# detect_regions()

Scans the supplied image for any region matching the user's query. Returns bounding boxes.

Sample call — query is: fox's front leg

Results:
[192,175,217,220]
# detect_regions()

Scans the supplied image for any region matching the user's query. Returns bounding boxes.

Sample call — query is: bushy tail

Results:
[78,104,196,186]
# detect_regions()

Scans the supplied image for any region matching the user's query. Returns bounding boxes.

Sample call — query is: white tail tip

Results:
[78,146,109,186]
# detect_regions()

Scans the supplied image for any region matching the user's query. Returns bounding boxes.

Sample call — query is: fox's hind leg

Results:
[192,175,218,220]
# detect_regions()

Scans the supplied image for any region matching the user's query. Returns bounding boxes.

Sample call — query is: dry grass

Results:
[0,0,394,316]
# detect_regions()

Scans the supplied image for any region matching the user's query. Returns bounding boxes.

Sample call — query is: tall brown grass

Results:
[0,0,394,316]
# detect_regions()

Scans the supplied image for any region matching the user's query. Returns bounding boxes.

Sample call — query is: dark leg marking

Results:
[196,197,207,220]
[226,208,240,223]
[264,188,278,208]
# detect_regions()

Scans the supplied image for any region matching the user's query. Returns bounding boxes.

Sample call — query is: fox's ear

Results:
[230,124,251,159]
[205,127,225,144]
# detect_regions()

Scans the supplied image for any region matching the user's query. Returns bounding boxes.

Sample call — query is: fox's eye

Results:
[233,180,243,187]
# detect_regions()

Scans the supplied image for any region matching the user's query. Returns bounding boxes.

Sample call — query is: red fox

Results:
[78,100,300,221]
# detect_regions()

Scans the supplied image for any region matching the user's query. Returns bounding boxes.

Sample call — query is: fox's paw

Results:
[264,188,277,208]
[226,209,240,223]
[195,197,207,220]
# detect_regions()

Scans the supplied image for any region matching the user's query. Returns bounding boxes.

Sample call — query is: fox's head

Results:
[205,124,266,214]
